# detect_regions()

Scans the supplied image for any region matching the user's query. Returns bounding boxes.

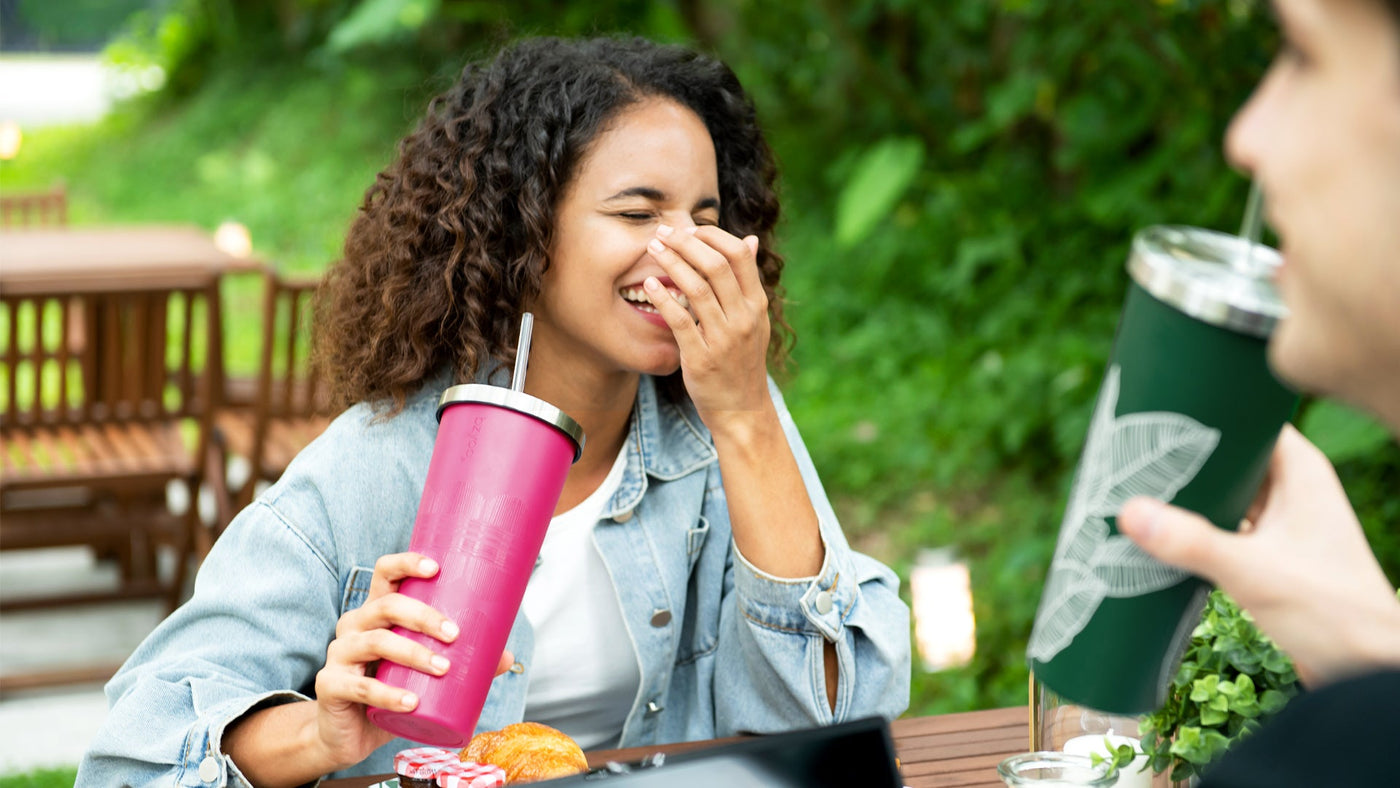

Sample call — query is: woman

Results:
[78,37,910,788]
[1118,0,1400,782]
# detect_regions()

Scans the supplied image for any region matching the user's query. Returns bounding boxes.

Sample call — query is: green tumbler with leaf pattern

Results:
[1028,225,1299,715]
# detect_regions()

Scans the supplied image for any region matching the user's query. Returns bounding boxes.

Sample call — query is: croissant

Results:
[462,721,589,784]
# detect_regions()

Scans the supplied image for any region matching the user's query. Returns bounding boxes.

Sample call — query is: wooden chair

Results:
[0,183,68,227]
[0,283,216,614]
[208,269,333,536]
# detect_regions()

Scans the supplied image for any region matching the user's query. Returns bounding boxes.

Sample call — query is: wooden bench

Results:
[208,269,334,535]
[1,284,217,613]
[0,183,68,227]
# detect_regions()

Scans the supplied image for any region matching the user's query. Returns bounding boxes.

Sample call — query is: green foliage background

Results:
[3,0,1397,721]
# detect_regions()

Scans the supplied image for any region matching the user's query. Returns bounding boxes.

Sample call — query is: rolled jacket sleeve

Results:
[712,381,911,734]
[77,500,340,788]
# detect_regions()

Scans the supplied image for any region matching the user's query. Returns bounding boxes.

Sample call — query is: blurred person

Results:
[77,37,910,788]
[1116,0,1400,783]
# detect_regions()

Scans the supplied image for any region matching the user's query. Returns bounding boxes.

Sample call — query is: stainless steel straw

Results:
[511,312,534,392]
[1237,180,1265,274]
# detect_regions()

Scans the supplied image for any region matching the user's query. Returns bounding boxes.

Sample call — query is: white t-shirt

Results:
[521,444,639,749]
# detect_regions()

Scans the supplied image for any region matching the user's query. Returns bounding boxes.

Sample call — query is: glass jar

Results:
[1031,674,1168,788]
[999,752,1116,787]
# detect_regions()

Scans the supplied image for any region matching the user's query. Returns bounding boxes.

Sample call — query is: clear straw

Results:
[1237,180,1265,274]
[511,312,534,392]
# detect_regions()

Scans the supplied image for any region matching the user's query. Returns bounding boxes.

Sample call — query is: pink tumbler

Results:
[366,383,583,746]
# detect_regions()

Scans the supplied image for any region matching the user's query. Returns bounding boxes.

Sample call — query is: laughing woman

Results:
[78,37,910,788]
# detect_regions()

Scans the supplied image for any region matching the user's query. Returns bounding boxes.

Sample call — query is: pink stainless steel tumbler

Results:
[366,383,583,746]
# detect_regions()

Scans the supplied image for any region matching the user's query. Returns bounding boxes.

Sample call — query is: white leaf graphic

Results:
[1089,413,1220,517]
[1028,365,1221,663]
[1028,563,1104,662]
[1091,535,1190,597]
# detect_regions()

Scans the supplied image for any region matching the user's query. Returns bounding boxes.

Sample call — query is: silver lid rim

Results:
[1127,225,1287,339]
[436,384,585,463]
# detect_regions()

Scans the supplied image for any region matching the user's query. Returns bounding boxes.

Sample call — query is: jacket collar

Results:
[607,375,716,519]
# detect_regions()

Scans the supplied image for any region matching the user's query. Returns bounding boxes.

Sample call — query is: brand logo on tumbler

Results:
[466,416,484,454]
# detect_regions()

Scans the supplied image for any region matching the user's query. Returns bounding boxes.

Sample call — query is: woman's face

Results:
[530,98,720,387]
[1226,0,1400,422]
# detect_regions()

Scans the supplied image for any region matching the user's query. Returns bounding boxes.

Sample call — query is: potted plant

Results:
[1138,590,1300,784]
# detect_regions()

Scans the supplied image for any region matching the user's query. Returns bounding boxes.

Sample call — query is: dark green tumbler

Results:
[1028,226,1299,715]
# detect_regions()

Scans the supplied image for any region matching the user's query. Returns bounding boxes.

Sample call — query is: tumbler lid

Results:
[437,384,585,462]
[1127,225,1287,338]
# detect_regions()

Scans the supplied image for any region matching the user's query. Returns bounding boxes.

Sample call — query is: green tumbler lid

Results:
[1128,225,1287,338]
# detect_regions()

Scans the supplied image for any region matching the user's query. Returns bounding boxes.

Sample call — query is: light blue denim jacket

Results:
[78,370,910,787]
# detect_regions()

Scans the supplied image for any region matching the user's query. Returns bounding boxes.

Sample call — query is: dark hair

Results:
[316,36,788,413]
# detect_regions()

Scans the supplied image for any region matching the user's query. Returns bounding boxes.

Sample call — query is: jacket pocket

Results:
[341,565,375,614]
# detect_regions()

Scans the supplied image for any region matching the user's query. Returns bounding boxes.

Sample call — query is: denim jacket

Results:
[78,370,911,787]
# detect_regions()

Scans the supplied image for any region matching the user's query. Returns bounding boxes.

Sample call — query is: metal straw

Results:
[511,312,534,392]
[1237,180,1265,274]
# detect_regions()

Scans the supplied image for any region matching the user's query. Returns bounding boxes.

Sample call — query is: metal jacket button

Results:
[814,590,834,615]
[614,510,634,523]
[650,609,672,627]
[197,756,220,783]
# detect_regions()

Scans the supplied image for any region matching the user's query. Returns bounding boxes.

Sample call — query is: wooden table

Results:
[0,225,259,294]
[321,707,1027,788]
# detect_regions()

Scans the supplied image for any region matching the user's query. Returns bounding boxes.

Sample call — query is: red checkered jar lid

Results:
[434,760,507,788]
[393,747,459,779]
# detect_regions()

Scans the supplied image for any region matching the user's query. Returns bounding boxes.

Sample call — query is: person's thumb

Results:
[1119,496,1235,583]
[495,649,515,677]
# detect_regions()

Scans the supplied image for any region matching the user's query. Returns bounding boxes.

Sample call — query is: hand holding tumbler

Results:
[368,315,584,746]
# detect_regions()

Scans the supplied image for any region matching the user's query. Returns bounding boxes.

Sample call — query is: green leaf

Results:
[834,137,926,248]
[1298,400,1394,464]
[1259,689,1291,714]
[326,0,441,53]
[1216,678,1240,699]
[1200,699,1229,726]
[1262,650,1294,674]
[1189,675,1218,702]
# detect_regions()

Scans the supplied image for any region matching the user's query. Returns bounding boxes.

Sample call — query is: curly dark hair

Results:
[316,36,789,413]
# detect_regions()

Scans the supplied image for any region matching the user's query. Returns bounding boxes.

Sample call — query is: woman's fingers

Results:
[327,628,450,679]
[368,552,439,601]
[693,225,765,302]
[316,660,421,713]
[647,230,728,330]
[651,225,749,312]
[336,592,459,644]
[643,277,705,352]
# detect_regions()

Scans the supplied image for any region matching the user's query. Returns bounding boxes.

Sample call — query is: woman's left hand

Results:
[644,224,773,432]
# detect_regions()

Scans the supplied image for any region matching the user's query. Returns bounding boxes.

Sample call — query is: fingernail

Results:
[401,692,418,710]
[648,237,665,254]
[431,655,450,673]
[441,620,459,640]
[418,558,438,575]
[643,277,662,291]
[656,224,674,237]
